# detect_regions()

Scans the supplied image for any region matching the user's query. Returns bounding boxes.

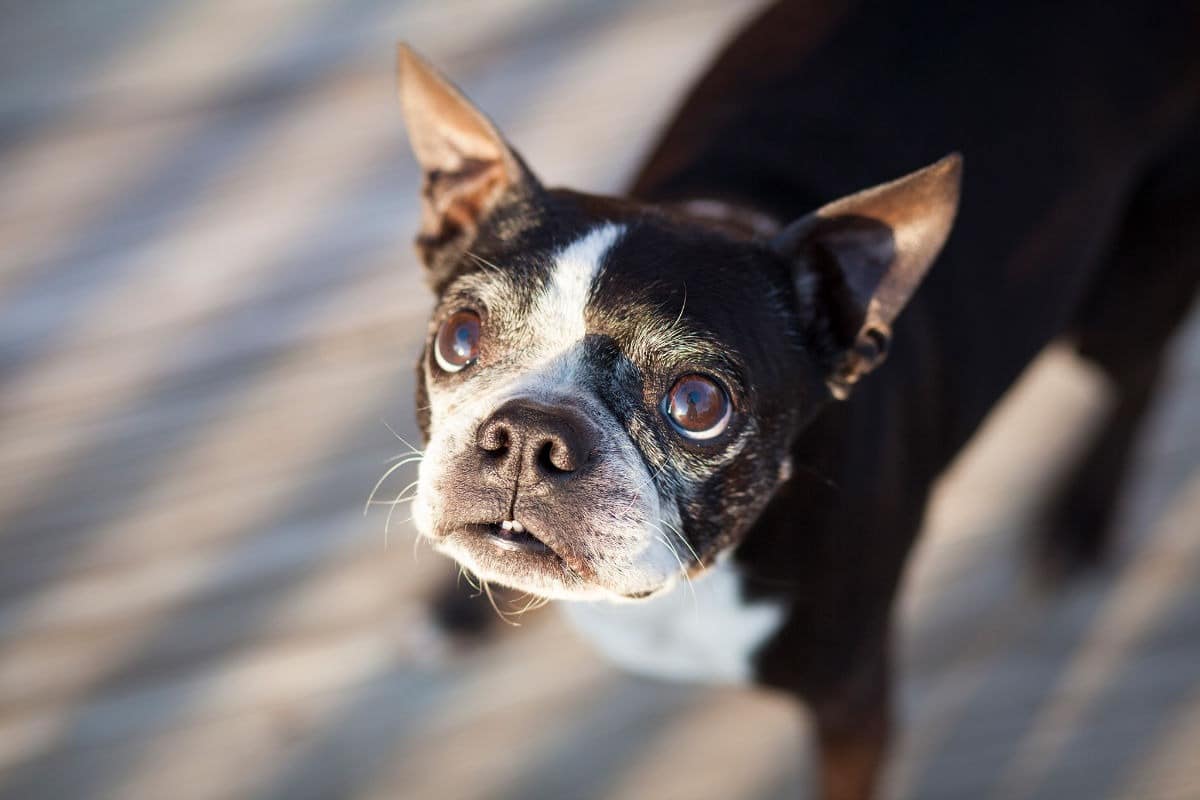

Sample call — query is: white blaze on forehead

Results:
[530,223,624,358]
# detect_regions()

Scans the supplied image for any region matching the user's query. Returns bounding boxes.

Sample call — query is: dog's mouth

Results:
[484,519,553,555]
[442,520,582,580]
[433,516,695,602]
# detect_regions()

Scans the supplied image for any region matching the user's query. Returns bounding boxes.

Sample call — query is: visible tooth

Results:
[510,520,525,534]
[500,520,513,531]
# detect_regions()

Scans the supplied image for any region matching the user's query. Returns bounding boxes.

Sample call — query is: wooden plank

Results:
[1,0,1197,798]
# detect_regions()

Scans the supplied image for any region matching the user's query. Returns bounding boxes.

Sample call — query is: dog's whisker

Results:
[369,479,421,509]
[465,250,505,276]
[662,517,703,568]
[672,283,688,328]
[510,591,550,617]
[526,594,551,613]
[655,532,698,616]
[365,494,418,507]
[366,481,421,510]
[482,581,522,627]
[385,451,426,465]
[617,464,664,519]
[384,480,422,540]
[381,420,424,456]
[791,460,839,491]
[458,565,482,595]
[364,456,424,514]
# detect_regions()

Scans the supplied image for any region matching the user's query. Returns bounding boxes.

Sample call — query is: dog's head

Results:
[396,47,960,602]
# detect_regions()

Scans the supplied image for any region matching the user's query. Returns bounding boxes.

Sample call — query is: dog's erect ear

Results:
[397,45,537,274]
[774,154,962,399]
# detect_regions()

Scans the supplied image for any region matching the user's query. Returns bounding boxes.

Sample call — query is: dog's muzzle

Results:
[461,398,600,562]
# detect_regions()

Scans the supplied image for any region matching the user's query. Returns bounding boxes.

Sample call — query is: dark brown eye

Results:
[665,374,731,439]
[434,310,481,373]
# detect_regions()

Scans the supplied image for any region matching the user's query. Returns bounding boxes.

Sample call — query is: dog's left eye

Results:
[664,374,731,440]
[434,310,481,373]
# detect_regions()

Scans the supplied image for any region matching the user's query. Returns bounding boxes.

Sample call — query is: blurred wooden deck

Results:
[0,2,1198,798]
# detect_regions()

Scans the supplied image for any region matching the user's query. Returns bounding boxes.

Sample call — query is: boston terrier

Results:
[392,2,1200,797]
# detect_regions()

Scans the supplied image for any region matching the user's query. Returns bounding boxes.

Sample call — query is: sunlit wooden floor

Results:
[1,2,1198,798]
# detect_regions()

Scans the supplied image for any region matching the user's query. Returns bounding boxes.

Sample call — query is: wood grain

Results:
[0,2,1197,798]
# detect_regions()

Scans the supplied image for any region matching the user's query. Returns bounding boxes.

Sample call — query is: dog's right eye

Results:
[434,310,481,373]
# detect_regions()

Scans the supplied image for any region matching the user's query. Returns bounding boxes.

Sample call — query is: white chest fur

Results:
[559,559,787,684]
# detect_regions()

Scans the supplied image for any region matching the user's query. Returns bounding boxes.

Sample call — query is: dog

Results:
[393,2,1200,797]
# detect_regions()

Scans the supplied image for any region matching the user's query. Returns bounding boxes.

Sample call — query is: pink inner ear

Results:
[777,154,961,334]
[407,88,508,171]
[417,158,510,257]
[771,156,961,400]
[398,44,517,181]
[398,45,530,267]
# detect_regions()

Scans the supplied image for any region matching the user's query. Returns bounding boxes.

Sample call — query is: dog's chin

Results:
[432,526,680,603]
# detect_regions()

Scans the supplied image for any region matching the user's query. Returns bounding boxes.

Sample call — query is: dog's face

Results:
[396,47,960,602]
[411,201,815,601]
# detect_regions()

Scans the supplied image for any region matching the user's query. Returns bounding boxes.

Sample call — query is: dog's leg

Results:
[807,649,891,800]
[1041,116,1200,573]
[750,473,922,799]
[763,609,894,799]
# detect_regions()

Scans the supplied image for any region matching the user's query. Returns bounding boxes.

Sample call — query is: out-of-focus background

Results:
[1,2,1198,798]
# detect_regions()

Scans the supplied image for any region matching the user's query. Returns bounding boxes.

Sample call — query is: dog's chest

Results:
[560,560,786,684]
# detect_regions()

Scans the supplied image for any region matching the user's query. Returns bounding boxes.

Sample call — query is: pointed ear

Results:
[773,154,962,399]
[397,44,537,272]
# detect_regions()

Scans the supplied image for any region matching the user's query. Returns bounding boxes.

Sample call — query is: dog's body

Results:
[396,2,1200,797]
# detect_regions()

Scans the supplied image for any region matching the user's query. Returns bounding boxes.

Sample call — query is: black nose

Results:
[476,399,597,484]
